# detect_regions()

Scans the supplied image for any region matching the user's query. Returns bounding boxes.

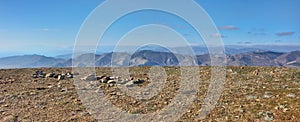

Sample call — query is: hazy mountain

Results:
[1,50,300,69]
[130,50,179,66]
[55,54,73,60]
[274,51,300,67]
[227,51,284,66]
[0,55,65,69]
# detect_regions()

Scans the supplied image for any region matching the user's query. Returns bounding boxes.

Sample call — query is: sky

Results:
[0,0,299,57]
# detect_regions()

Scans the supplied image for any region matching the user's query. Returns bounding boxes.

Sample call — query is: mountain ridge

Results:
[0,50,299,69]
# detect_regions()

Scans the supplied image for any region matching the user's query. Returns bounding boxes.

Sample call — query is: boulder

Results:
[65,72,73,78]
[45,73,55,78]
[57,74,64,81]
[81,74,96,81]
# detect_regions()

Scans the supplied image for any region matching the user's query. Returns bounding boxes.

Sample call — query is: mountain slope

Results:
[227,51,284,66]
[275,51,300,67]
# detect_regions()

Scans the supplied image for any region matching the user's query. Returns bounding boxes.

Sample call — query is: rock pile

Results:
[32,70,75,81]
[31,70,45,78]
[81,74,121,84]
[80,74,146,86]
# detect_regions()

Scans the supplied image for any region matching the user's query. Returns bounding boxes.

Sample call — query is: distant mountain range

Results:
[0,49,299,69]
[0,55,65,69]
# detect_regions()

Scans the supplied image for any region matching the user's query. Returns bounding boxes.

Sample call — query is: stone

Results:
[286,93,296,98]
[107,80,116,84]
[31,74,38,78]
[65,72,73,78]
[61,88,67,92]
[227,69,233,72]
[38,74,45,78]
[279,104,285,109]
[133,79,145,84]
[252,70,259,75]
[264,111,274,121]
[100,77,111,83]
[57,74,64,81]
[81,74,96,81]
[125,81,134,87]
[263,94,271,99]
[117,79,128,84]
[100,78,107,83]
[258,111,264,116]
[239,109,245,113]
[246,95,257,99]
[89,81,100,86]
[45,73,55,78]
[263,92,273,99]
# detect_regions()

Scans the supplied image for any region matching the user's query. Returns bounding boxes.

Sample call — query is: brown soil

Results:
[0,66,299,121]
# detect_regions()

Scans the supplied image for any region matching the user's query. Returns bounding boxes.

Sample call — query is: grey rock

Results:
[264,111,274,121]
[287,93,296,98]
[81,74,96,81]
[246,95,257,99]
[90,81,100,86]
[125,81,134,87]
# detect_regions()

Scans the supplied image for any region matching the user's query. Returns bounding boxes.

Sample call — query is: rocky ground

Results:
[0,66,300,121]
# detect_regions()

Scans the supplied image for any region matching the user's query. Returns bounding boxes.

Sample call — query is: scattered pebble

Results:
[264,111,274,121]
[246,95,257,99]
[227,69,233,72]
[279,104,285,109]
[286,93,296,98]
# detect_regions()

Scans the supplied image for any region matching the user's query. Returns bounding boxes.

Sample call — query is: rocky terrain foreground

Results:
[0,66,299,121]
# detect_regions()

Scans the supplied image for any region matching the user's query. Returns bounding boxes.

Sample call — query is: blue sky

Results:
[0,0,299,57]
